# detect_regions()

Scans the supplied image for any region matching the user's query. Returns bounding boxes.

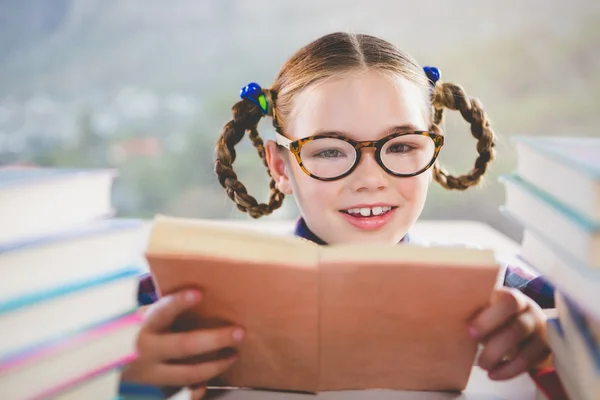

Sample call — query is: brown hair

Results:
[215,32,496,218]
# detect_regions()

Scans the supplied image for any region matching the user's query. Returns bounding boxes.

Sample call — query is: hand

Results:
[468,287,551,380]
[121,289,245,399]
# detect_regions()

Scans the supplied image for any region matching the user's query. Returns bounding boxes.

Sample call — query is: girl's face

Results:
[266,70,432,245]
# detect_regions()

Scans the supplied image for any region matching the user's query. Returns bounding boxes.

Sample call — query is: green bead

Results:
[258,94,268,114]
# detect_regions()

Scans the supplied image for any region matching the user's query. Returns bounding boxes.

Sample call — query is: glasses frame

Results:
[276,130,445,181]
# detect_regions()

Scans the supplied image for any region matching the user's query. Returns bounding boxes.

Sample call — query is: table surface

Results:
[201,367,537,399]
[144,219,539,400]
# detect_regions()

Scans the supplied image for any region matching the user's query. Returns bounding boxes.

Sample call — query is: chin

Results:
[340,229,402,245]
[321,215,406,245]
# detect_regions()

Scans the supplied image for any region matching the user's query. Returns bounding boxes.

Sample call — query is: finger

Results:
[469,288,529,340]
[119,358,163,386]
[142,289,201,333]
[488,336,551,381]
[190,385,207,400]
[146,326,245,361]
[477,312,537,371]
[153,355,239,387]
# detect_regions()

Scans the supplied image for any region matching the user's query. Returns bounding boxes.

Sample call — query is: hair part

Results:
[215,32,496,218]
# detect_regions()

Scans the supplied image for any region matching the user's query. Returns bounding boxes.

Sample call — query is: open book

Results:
[145,215,503,393]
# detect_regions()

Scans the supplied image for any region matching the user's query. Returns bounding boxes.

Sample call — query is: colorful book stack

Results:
[499,136,600,400]
[0,167,145,399]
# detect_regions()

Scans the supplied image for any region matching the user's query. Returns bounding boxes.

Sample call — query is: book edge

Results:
[0,218,143,253]
[0,308,138,364]
[0,167,118,189]
[0,265,142,314]
[499,173,600,232]
[511,136,600,178]
[560,294,600,368]
[0,312,141,373]
[40,360,130,400]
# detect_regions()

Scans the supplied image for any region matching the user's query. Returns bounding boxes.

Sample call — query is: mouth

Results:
[339,205,398,218]
[340,204,398,231]
[338,205,398,231]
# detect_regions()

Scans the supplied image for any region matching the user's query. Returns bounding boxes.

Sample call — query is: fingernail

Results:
[184,290,199,303]
[233,328,245,342]
[468,326,479,339]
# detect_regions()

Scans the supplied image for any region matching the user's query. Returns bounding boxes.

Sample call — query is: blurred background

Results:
[0,0,599,241]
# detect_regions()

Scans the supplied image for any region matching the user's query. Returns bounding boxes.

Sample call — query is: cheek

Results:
[394,174,430,204]
[288,164,342,211]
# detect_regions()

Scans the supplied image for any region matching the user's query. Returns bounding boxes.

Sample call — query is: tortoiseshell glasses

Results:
[276,131,444,181]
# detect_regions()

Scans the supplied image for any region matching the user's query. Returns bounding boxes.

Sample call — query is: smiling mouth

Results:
[339,206,398,218]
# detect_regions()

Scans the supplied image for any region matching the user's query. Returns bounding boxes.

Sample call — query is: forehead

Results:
[287,70,428,140]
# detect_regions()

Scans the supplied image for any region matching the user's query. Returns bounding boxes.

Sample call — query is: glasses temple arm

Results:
[275,132,292,149]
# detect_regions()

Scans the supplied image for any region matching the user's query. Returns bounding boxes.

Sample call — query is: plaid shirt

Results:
[138,219,555,309]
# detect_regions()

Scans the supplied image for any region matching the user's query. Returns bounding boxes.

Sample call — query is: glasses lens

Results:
[299,138,356,179]
[381,134,436,175]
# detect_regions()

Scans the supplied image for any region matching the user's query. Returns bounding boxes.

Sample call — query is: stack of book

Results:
[0,167,145,399]
[499,136,600,400]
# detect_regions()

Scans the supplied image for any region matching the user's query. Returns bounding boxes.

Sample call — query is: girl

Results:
[124,32,555,399]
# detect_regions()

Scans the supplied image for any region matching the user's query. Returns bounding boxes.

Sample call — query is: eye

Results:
[313,149,347,158]
[387,143,415,154]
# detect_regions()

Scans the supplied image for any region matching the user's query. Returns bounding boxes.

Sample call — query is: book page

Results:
[322,242,498,266]
[147,215,318,265]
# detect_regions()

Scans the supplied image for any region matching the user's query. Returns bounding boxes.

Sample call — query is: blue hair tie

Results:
[240,82,268,115]
[423,66,441,87]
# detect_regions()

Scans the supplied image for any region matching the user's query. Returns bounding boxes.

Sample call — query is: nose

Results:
[349,149,388,192]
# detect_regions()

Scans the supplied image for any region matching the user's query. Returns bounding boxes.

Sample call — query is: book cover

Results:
[145,215,502,393]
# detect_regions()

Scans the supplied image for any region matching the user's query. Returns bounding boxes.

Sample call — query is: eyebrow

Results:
[311,124,422,139]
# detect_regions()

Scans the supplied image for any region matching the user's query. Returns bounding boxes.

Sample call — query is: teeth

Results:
[346,206,393,216]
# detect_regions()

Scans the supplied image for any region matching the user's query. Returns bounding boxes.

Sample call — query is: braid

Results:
[430,82,496,190]
[214,90,285,218]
